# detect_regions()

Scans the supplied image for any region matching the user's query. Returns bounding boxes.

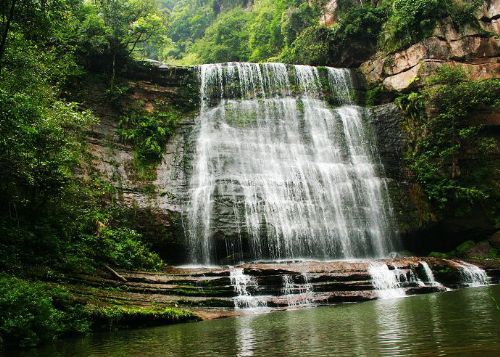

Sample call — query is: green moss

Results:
[171,288,232,297]
[88,305,199,329]
[429,251,449,259]
[434,266,452,274]
[178,298,234,308]
[453,240,476,257]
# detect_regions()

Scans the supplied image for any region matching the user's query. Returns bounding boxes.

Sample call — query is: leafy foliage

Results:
[0,276,196,348]
[382,0,484,52]
[280,26,333,65]
[0,276,90,348]
[192,8,251,63]
[397,66,500,216]
[119,106,183,164]
[0,0,165,272]
[159,0,487,65]
[281,5,386,65]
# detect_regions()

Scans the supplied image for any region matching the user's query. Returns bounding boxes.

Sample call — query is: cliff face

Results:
[85,64,199,263]
[358,0,500,252]
[86,2,499,260]
[360,1,500,91]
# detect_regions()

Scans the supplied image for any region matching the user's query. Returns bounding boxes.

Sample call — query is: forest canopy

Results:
[157,0,485,66]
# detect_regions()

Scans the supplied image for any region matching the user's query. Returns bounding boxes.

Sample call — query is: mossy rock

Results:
[453,240,476,258]
[429,251,449,258]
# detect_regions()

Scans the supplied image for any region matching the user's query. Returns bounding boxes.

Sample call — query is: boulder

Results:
[489,231,500,250]
[464,240,493,258]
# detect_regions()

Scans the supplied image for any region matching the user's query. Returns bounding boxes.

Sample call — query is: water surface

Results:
[10,285,500,356]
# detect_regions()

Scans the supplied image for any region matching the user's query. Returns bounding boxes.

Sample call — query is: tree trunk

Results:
[110,51,116,90]
[0,0,17,74]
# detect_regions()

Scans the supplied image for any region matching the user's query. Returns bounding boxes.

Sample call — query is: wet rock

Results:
[489,231,500,250]
[40,257,497,318]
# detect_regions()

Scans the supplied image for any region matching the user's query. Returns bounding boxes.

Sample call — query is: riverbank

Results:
[2,257,499,351]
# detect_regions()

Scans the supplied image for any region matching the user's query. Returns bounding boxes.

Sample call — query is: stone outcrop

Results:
[52,258,499,317]
[361,1,500,91]
[358,1,500,251]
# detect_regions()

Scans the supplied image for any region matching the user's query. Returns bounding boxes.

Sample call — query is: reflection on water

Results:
[6,285,500,357]
[237,316,255,357]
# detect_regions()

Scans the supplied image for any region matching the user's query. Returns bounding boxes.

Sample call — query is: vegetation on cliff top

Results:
[0,0,498,349]
[159,0,487,66]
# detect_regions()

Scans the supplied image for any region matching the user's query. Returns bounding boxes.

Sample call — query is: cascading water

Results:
[281,274,314,307]
[420,261,440,287]
[368,263,406,299]
[188,62,397,264]
[456,261,489,287]
[229,268,267,309]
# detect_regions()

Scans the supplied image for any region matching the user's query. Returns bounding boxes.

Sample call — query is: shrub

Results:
[281,5,386,66]
[398,66,500,216]
[0,277,90,348]
[96,227,163,270]
[0,277,194,348]
[191,8,251,63]
[382,0,484,52]
[280,26,332,65]
[119,107,182,164]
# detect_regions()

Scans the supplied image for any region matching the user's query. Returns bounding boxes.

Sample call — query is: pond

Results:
[9,285,500,357]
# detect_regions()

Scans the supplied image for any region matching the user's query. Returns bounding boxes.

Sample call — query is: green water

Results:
[10,285,500,356]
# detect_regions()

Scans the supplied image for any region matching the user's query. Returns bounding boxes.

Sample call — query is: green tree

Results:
[90,0,167,87]
[192,8,251,63]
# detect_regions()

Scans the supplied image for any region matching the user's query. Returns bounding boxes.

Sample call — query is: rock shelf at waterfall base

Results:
[52,258,500,320]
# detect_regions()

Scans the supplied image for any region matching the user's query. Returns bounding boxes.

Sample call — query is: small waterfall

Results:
[368,263,406,299]
[327,68,354,104]
[281,273,314,307]
[408,269,426,287]
[187,62,397,263]
[420,262,440,287]
[229,268,267,309]
[457,261,489,287]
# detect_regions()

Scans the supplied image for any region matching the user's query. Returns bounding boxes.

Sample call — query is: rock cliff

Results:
[360,1,500,91]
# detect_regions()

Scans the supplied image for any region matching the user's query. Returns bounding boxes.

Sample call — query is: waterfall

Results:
[327,68,354,104]
[229,268,267,309]
[281,273,314,307]
[420,262,440,287]
[368,263,406,299]
[187,62,397,263]
[457,261,489,287]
